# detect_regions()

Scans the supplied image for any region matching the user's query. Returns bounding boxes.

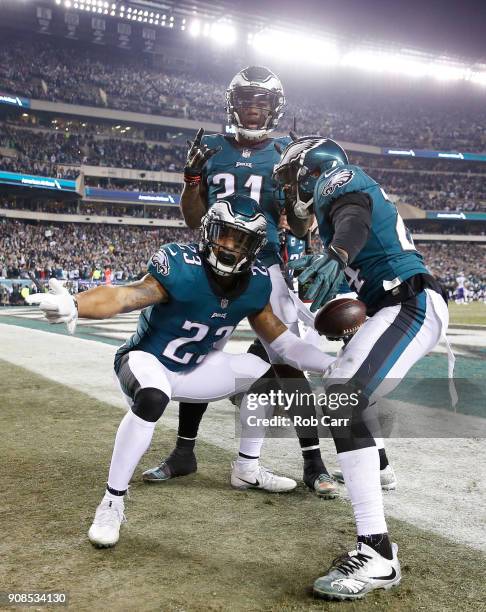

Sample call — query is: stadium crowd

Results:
[0,198,183,219]
[1,220,485,304]
[0,219,196,286]
[0,125,186,172]
[1,123,485,212]
[368,169,486,211]
[417,242,486,299]
[1,32,486,151]
[86,178,181,194]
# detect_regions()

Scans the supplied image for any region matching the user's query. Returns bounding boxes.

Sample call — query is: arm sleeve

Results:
[328,192,372,263]
[267,329,335,372]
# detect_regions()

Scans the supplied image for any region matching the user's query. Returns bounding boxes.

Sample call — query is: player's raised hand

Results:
[25,278,78,334]
[184,128,221,183]
[288,249,347,312]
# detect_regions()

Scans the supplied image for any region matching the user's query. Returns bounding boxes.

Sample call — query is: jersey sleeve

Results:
[147,243,184,294]
[316,165,376,208]
[250,263,273,313]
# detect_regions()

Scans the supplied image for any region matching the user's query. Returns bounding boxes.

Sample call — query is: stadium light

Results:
[470,71,486,86]
[210,21,237,46]
[250,29,338,66]
[428,61,468,82]
[189,19,201,37]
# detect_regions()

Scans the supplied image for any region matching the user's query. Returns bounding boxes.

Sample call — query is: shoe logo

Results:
[238,477,260,487]
[370,567,397,581]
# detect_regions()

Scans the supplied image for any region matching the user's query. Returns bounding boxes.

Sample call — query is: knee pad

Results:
[132,387,169,423]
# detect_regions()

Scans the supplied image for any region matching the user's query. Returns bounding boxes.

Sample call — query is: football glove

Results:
[25,278,78,334]
[184,128,221,184]
[288,247,347,312]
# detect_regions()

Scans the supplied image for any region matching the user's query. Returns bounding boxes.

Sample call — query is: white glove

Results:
[25,278,78,334]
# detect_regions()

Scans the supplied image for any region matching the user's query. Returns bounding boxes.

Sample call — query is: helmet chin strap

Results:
[294,196,314,220]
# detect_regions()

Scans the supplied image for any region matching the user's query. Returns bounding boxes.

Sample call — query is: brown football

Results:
[314,297,367,338]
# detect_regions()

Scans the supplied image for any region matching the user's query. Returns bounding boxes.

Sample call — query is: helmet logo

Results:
[321,169,354,197]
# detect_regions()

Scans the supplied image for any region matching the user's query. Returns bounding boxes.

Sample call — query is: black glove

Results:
[184,128,221,184]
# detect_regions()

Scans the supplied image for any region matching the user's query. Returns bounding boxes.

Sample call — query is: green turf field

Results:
[448,301,486,326]
[1,359,485,611]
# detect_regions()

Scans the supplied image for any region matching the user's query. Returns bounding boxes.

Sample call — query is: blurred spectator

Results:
[0,218,196,284]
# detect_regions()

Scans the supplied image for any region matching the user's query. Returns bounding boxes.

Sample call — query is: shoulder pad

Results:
[317,164,376,203]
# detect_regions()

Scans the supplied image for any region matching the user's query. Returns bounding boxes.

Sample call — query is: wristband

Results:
[184,173,202,186]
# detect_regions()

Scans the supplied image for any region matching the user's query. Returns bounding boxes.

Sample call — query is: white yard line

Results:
[1,322,485,552]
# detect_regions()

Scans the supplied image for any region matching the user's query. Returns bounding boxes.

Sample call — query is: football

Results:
[314,297,367,338]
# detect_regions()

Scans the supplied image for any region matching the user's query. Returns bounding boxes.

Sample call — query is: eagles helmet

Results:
[200,194,267,276]
[273,137,348,219]
[226,66,286,142]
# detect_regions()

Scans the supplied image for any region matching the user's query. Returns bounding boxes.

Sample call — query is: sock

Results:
[301,440,324,461]
[103,487,125,505]
[301,444,328,476]
[337,446,387,536]
[178,402,208,439]
[378,447,389,471]
[107,410,156,492]
[276,367,323,454]
[236,451,259,469]
[358,533,393,560]
[239,390,268,461]
[175,436,196,453]
[238,440,264,461]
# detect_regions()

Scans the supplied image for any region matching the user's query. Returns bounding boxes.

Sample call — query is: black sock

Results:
[178,402,208,439]
[378,448,389,471]
[175,436,196,453]
[358,533,393,560]
[301,445,328,475]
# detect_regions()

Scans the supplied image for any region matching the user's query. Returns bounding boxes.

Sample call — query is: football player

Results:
[273,138,450,600]
[144,66,337,498]
[26,195,336,548]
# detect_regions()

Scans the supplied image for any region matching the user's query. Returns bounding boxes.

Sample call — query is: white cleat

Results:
[313,542,401,601]
[231,461,297,493]
[332,464,397,491]
[88,499,126,548]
